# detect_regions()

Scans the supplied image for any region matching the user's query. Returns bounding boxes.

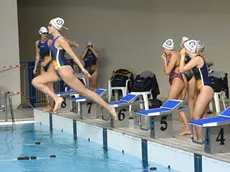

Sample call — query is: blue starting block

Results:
[189,107,230,153]
[101,93,143,128]
[56,89,79,109]
[56,89,77,97]
[135,99,188,139]
[69,89,107,119]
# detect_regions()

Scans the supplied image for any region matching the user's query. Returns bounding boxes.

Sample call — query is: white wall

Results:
[0,0,20,106]
[18,0,230,98]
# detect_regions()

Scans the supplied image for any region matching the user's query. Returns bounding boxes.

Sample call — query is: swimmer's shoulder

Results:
[56,35,68,45]
[47,39,52,47]
[171,51,181,60]
[35,40,39,47]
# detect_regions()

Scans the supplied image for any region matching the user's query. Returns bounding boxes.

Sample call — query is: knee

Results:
[32,78,39,87]
[189,93,197,102]
[192,114,200,120]
[188,95,195,102]
[48,82,53,87]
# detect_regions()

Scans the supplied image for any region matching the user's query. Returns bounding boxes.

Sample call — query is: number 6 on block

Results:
[118,108,126,121]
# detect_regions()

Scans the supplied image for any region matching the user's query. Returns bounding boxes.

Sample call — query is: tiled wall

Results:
[34,109,230,172]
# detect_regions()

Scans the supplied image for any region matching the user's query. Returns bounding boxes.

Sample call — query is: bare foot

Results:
[197,138,203,143]
[53,97,64,113]
[43,107,53,113]
[179,130,191,136]
[108,106,118,120]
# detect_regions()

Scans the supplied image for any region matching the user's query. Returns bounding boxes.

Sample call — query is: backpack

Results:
[131,71,160,99]
[149,99,163,109]
[209,71,229,97]
[110,69,133,88]
[209,76,224,92]
[132,75,152,92]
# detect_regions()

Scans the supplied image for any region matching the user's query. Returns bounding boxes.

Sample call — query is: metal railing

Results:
[0,92,16,125]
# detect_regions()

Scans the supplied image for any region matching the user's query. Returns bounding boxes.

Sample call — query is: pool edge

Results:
[33,109,230,172]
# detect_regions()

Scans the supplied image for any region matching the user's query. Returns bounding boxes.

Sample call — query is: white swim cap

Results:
[49,17,68,30]
[184,40,198,53]
[38,27,48,35]
[87,41,92,46]
[197,40,205,49]
[181,36,189,45]
[162,39,174,50]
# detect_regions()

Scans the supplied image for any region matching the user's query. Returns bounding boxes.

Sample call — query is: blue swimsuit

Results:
[38,39,51,72]
[83,50,98,75]
[50,35,68,71]
[192,55,210,89]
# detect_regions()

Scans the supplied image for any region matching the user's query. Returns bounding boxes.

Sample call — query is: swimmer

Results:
[32,17,118,120]
[33,27,54,112]
[196,40,214,115]
[179,40,214,141]
[180,37,197,120]
[162,39,190,136]
[33,27,79,112]
[80,41,99,91]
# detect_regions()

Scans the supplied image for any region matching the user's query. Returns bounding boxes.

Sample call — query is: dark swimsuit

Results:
[83,51,98,75]
[183,55,194,82]
[50,35,68,77]
[192,55,210,90]
[38,39,51,72]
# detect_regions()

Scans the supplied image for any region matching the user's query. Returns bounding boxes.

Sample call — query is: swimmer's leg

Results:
[58,66,118,119]
[32,70,62,112]
[168,78,190,135]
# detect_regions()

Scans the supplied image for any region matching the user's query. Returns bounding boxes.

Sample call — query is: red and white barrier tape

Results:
[0,65,21,69]
[0,92,22,95]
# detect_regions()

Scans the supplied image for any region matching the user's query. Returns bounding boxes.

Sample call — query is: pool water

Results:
[0,123,176,172]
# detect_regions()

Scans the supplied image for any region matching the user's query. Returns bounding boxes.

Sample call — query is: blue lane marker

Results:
[103,128,108,150]
[194,153,202,172]
[141,139,148,169]
[73,120,77,140]
[49,113,53,132]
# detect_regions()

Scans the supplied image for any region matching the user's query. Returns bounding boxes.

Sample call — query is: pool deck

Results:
[1,100,230,166]
[0,107,33,122]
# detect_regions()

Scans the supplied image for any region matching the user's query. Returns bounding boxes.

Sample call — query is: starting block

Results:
[70,89,107,119]
[56,89,79,109]
[102,94,143,128]
[56,89,77,97]
[189,107,230,154]
[136,99,188,139]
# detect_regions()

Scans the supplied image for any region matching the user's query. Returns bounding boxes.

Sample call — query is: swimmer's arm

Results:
[59,38,84,70]
[207,61,214,67]
[80,48,88,59]
[48,39,52,47]
[34,41,40,71]
[88,47,99,58]
[180,57,200,73]
[64,37,79,47]
[163,54,177,75]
